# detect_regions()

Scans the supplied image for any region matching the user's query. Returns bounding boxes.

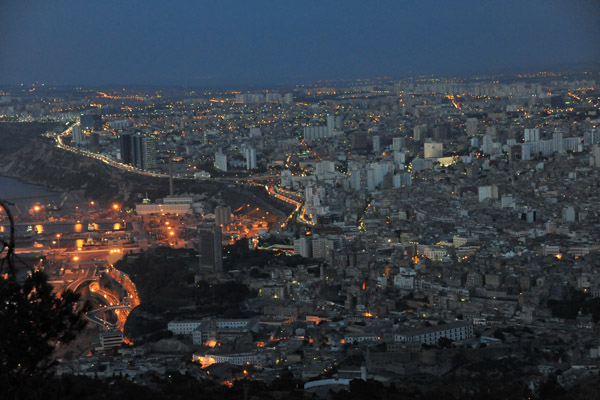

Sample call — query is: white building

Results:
[394,322,473,345]
[392,137,404,151]
[524,128,540,142]
[245,147,257,169]
[478,185,499,202]
[424,142,443,159]
[249,127,262,138]
[372,135,381,153]
[168,320,203,335]
[344,333,379,344]
[215,152,227,171]
[293,237,312,258]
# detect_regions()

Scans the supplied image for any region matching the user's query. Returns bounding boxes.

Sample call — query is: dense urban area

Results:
[2,70,600,399]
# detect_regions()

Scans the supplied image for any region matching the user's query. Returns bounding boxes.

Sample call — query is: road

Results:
[86,305,131,329]
[63,265,98,294]
[54,123,281,182]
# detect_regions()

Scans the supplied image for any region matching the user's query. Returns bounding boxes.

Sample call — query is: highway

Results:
[54,123,281,183]
[62,265,98,295]
[86,305,131,329]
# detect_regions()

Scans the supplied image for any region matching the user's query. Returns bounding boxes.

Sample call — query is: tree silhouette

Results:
[0,200,90,399]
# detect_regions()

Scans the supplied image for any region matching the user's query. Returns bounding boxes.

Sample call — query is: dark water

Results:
[0,176,63,212]
[0,176,129,246]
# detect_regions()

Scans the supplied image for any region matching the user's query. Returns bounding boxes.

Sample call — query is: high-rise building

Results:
[119,133,133,164]
[198,226,223,273]
[245,147,257,170]
[140,136,157,169]
[524,128,540,142]
[281,169,293,188]
[215,152,227,171]
[249,127,262,138]
[351,132,367,149]
[119,134,156,170]
[552,130,564,153]
[391,137,404,151]
[372,135,381,153]
[90,133,101,152]
[413,124,427,142]
[214,205,231,227]
[327,114,335,137]
[72,125,83,145]
[80,113,103,131]
[293,237,312,258]
[466,118,478,137]
[590,144,600,167]
[393,151,406,167]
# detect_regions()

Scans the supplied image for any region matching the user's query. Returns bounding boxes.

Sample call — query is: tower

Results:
[198,226,223,273]
[245,147,257,170]
[214,205,231,227]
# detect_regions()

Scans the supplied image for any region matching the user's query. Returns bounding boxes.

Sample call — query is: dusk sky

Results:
[1,0,599,86]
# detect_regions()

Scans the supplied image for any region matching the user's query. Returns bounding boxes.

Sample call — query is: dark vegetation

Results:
[117,247,256,341]
[548,286,600,321]
[223,238,321,271]
[4,367,600,400]
[1,196,90,399]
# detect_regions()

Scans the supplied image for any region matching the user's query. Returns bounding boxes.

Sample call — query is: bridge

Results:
[86,305,131,329]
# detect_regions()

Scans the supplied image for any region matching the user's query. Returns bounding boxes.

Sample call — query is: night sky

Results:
[1,0,599,86]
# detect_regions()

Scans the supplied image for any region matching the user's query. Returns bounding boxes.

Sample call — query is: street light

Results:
[56,233,61,247]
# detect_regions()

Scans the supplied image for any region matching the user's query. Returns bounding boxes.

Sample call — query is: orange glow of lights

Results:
[555,254,562,260]
[33,205,41,212]
[112,203,119,210]
[72,256,79,262]
[364,312,373,317]
[362,282,366,291]
[340,339,345,344]
[205,340,218,348]
[113,223,121,230]
[194,355,217,368]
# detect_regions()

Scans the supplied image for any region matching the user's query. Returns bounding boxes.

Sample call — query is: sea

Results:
[0,176,127,247]
[0,175,63,212]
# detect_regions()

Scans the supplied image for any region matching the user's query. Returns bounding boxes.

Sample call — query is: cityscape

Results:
[1,2,600,400]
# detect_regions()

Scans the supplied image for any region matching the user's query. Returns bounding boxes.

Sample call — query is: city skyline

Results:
[1,1,599,86]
